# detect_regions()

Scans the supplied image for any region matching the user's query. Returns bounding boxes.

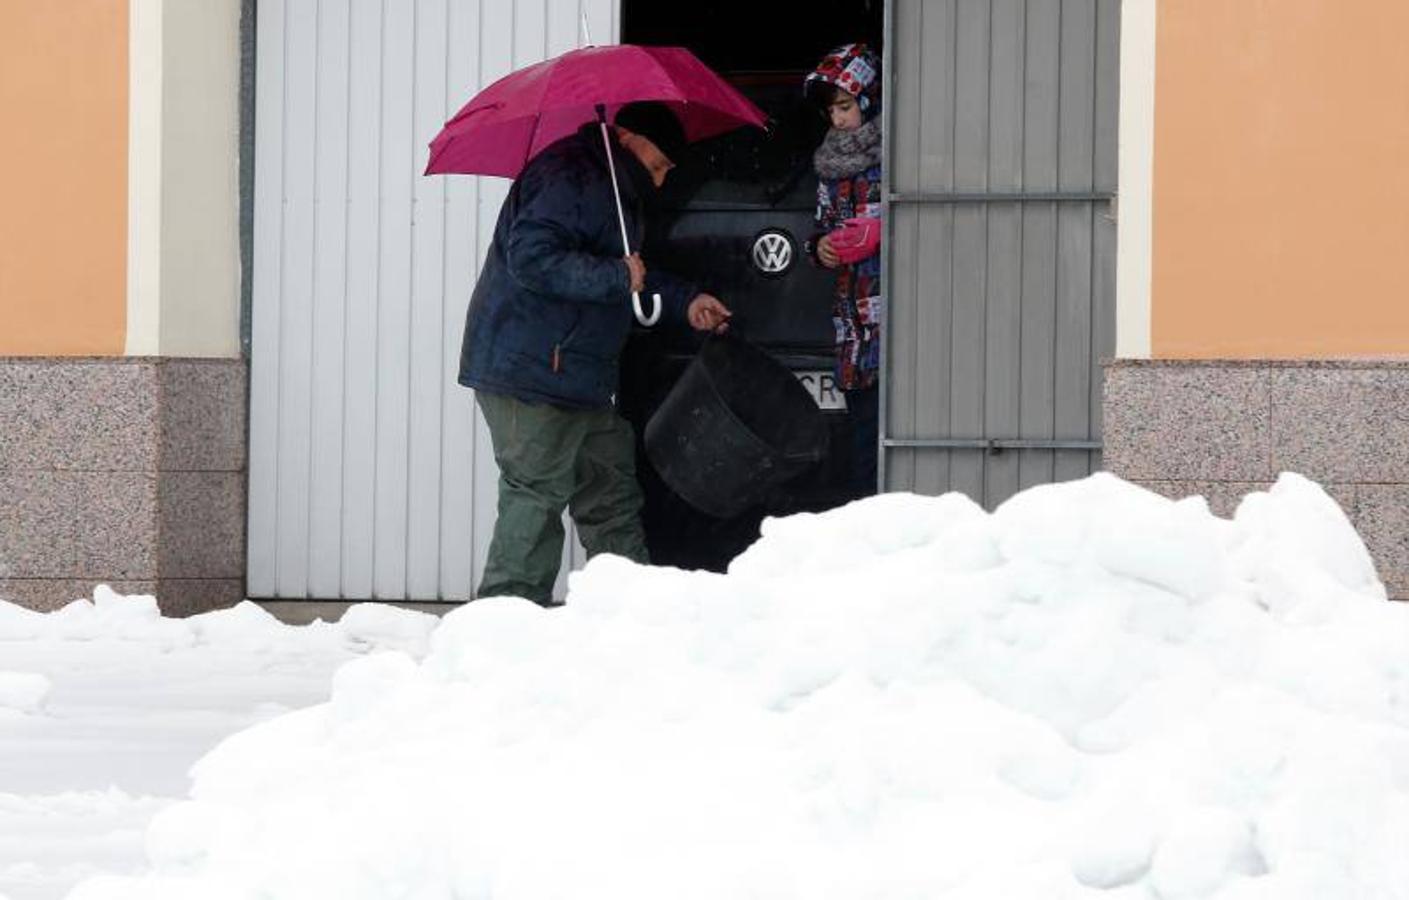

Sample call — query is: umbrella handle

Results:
[633,291,662,326]
[596,105,663,327]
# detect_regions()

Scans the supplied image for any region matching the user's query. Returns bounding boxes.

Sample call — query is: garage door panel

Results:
[1090,205,1118,462]
[954,0,990,187]
[438,1,482,602]
[308,0,353,598]
[1095,0,1121,191]
[985,204,1023,507]
[1055,203,1094,437]
[406,1,449,600]
[274,0,318,597]
[370,0,415,599]
[885,0,1115,506]
[1022,0,1061,191]
[340,0,386,600]
[248,0,283,598]
[918,0,957,194]
[911,205,955,497]
[988,0,1025,192]
[1058,0,1098,191]
[890,0,924,196]
[251,0,618,600]
[949,204,988,501]
[885,204,920,492]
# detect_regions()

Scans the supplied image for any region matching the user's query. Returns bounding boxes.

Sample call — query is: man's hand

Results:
[816,235,841,269]
[687,293,732,333]
[625,253,646,293]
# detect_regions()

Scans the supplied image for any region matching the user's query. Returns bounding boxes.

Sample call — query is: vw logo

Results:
[751,229,794,276]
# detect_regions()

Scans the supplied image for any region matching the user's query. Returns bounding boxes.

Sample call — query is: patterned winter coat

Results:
[811,134,883,392]
[805,43,884,392]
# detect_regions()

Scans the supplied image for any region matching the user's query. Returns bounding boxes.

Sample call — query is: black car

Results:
[618,77,863,572]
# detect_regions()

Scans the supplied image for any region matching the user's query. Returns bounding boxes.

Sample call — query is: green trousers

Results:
[475,390,649,605]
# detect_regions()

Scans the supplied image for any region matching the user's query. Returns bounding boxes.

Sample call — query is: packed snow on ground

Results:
[0,591,440,900]
[8,472,1409,899]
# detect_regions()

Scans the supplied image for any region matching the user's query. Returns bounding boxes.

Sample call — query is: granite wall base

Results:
[0,358,246,615]
[1104,360,1409,600]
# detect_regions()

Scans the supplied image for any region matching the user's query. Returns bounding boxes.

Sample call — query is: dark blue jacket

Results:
[458,125,698,409]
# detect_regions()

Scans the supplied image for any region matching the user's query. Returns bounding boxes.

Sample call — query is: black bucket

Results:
[643,335,830,519]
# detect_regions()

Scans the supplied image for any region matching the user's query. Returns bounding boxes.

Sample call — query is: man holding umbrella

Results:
[459,102,732,606]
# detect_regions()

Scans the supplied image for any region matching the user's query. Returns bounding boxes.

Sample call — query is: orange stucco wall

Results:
[0,1,128,356]
[1152,0,1409,358]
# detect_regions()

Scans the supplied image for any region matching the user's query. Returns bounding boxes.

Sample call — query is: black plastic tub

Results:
[643,335,829,519]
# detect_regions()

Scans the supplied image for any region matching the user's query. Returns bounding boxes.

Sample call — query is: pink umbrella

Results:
[424,45,768,326]
[424,45,767,179]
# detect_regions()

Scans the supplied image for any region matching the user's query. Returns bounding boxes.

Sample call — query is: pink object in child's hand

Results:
[826,217,881,264]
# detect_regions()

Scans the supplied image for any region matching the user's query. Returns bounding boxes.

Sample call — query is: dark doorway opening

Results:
[622,1,883,75]
[617,1,885,572]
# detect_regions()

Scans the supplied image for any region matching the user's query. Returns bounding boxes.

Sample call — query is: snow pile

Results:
[0,672,49,716]
[0,790,168,900]
[0,588,440,900]
[0,586,440,654]
[67,474,1409,900]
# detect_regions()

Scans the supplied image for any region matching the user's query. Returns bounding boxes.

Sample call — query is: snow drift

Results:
[67,473,1409,900]
[0,587,442,900]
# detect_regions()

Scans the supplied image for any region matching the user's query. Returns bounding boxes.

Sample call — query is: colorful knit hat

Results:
[804,43,882,119]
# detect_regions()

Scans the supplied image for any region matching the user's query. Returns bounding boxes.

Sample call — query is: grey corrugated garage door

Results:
[882,0,1119,508]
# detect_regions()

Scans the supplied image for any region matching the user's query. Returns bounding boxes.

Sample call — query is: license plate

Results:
[796,370,847,410]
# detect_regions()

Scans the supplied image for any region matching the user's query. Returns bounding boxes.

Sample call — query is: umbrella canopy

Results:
[424,45,768,178]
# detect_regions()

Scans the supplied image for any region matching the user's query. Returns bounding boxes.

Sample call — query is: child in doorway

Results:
[804,42,883,498]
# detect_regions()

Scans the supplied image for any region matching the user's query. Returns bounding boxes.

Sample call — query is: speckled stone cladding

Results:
[1104,360,1409,600]
[0,358,246,614]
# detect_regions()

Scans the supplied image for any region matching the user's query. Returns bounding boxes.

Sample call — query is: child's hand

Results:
[817,235,841,268]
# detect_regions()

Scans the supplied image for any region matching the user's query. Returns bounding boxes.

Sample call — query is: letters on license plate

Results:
[795,370,847,411]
